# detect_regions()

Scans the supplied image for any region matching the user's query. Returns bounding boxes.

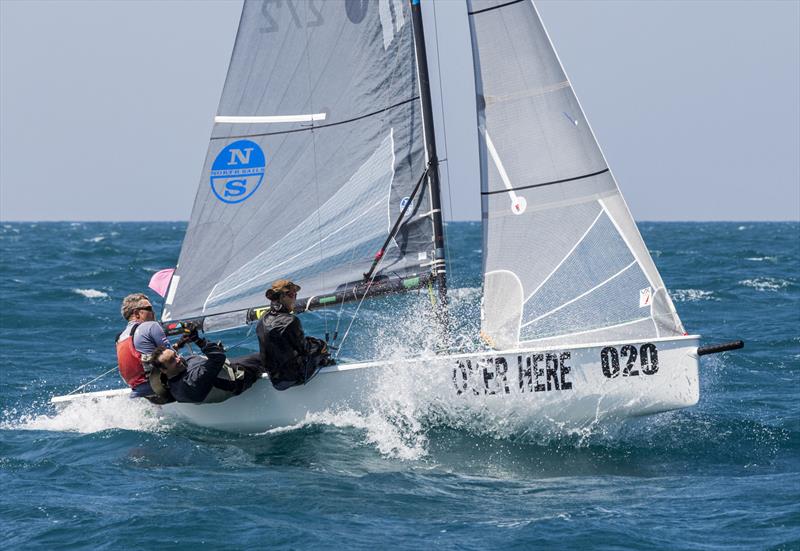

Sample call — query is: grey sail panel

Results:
[163,0,433,323]
[468,0,684,348]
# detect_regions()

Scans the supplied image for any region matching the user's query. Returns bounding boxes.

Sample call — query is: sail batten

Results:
[215,113,328,124]
[210,96,420,141]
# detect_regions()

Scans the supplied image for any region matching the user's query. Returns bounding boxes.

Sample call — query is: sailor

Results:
[257,279,335,390]
[116,293,171,402]
[147,327,261,404]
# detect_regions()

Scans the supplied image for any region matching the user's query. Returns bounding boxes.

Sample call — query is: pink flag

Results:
[148,268,175,298]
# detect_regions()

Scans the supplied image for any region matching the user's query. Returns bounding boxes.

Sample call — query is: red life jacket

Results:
[116,324,146,388]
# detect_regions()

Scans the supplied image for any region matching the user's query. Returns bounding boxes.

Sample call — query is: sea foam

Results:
[2,395,166,434]
[739,277,791,292]
[73,288,109,298]
[671,289,718,302]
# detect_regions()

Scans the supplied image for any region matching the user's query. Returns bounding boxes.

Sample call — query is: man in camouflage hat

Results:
[256,279,334,390]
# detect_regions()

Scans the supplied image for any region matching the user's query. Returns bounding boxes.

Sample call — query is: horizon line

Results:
[1,218,798,224]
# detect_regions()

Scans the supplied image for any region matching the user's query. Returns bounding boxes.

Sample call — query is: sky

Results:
[1,0,798,222]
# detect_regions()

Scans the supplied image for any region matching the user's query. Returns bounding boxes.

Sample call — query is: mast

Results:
[409,0,450,328]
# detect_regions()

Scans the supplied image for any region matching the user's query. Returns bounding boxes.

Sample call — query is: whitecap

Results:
[670,289,718,302]
[745,256,778,263]
[84,236,105,243]
[73,288,109,299]
[2,395,167,434]
[256,408,428,461]
[739,277,791,292]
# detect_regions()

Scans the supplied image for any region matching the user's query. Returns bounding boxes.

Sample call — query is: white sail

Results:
[163,0,435,327]
[467,0,684,349]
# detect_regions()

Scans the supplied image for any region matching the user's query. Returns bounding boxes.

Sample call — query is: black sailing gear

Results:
[155,341,262,404]
[256,305,334,391]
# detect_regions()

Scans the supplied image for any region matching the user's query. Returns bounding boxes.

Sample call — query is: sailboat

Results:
[53,0,741,432]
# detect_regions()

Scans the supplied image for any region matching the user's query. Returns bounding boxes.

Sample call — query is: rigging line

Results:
[481,168,610,195]
[334,9,406,348]
[334,254,382,360]
[302,4,328,337]
[363,163,431,282]
[431,0,455,294]
[337,163,431,358]
[332,245,359,345]
[210,97,419,141]
[223,323,255,352]
[467,0,525,16]
[64,367,118,396]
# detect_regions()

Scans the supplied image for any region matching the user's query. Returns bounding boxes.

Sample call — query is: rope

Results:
[223,324,255,352]
[64,367,118,396]
[328,12,414,357]
[431,1,455,278]
[331,245,358,346]
[302,6,328,339]
[334,161,433,358]
[334,278,376,360]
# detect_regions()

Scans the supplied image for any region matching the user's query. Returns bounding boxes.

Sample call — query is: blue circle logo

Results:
[210,140,266,204]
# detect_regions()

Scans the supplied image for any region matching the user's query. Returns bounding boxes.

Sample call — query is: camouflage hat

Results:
[266,279,301,300]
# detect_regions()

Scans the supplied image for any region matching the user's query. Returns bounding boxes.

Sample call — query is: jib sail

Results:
[162,0,436,330]
[467,0,684,348]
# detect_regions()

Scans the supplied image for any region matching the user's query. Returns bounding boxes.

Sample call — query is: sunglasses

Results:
[136,305,154,312]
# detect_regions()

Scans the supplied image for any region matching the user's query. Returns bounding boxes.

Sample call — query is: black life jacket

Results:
[257,309,334,390]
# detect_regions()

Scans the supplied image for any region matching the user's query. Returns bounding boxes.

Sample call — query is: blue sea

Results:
[1,221,798,550]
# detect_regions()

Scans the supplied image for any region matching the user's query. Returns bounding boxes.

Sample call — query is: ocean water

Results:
[1,221,798,550]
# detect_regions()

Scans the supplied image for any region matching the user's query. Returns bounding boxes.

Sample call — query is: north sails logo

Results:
[210,140,266,204]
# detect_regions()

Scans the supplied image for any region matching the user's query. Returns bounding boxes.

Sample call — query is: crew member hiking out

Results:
[257,279,335,390]
[116,293,171,402]
[147,326,262,404]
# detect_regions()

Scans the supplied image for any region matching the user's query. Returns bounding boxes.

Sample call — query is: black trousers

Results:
[227,352,264,394]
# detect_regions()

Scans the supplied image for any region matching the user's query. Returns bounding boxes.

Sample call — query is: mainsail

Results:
[163,0,437,329]
[467,0,685,348]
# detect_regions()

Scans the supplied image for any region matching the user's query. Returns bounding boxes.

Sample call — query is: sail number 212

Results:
[600,343,659,378]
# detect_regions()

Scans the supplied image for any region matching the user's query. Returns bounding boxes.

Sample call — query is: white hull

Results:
[158,335,700,433]
[53,335,700,433]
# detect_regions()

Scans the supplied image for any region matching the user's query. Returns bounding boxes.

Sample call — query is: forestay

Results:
[163,0,435,328]
[467,0,684,349]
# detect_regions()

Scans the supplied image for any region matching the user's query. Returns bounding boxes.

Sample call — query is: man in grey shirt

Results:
[116,293,170,398]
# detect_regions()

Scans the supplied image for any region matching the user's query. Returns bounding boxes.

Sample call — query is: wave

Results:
[73,288,109,298]
[745,256,778,263]
[670,289,718,302]
[739,277,792,292]
[257,408,428,461]
[1,396,168,434]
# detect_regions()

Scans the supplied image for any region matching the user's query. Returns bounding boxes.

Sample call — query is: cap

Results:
[265,279,301,300]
